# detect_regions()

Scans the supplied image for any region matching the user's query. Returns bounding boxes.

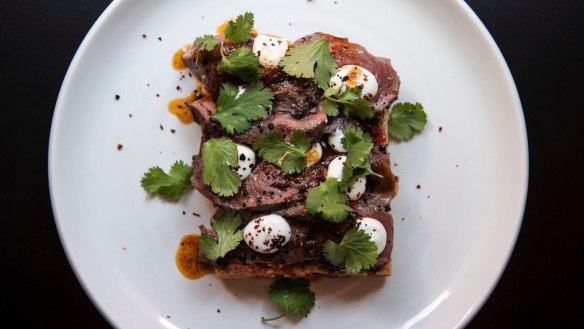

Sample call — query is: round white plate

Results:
[49,0,528,328]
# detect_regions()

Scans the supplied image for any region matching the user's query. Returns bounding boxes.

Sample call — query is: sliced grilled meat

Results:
[198,203,393,271]
[296,33,400,114]
[182,35,248,100]
[296,33,400,145]
[186,98,328,146]
[191,155,327,211]
[182,36,322,120]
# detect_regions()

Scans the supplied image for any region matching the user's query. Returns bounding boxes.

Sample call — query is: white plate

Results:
[49,0,528,328]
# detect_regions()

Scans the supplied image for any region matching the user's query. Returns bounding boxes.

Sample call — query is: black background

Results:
[2,0,582,328]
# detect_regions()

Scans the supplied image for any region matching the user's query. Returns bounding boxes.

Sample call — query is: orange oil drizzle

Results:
[168,91,199,124]
[172,45,191,70]
[175,234,214,280]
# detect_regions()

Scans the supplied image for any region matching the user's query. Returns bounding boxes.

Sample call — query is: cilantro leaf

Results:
[341,125,372,149]
[213,82,273,134]
[341,164,375,191]
[281,131,311,173]
[140,160,192,200]
[193,34,219,51]
[262,278,315,322]
[252,131,289,163]
[323,228,378,273]
[322,99,339,116]
[306,178,353,222]
[323,87,374,119]
[199,208,243,261]
[340,140,375,190]
[279,38,337,89]
[252,130,311,174]
[224,12,254,44]
[218,46,261,83]
[388,102,427,141]
[201,137,242,197]
[345,140,373,166]
[338,126,380,190]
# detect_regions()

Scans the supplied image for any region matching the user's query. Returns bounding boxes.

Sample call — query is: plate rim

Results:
[452,2,529,327]
[48,1,123,328]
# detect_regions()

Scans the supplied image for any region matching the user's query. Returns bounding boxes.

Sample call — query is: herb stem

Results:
[284,144,305,156]
[261,313,287,322]
[219,41,225,59]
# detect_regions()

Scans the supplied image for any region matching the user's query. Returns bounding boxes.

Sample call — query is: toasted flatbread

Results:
[186,32,400,278]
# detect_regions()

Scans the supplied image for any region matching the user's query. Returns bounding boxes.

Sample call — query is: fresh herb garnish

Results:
[217,45,261,83]
[323,228,378,273]
[306,178,353,222]
[193,34,219,51]
[388,102,427,141]
[279,38,337,90]
[201,137,241,197]
[252,130,311,174]
[262,278,316,322]
[339,126,380,191]
[341,125,370,148]
[199,208,244,261]
[223,12,255,44]
[304,128,378,220]
[322,87,374,119]
[193,12,254,49]
[213,82,273,134]
[140,160,192,200]
[193,12,259,81]
[321,98,339,116]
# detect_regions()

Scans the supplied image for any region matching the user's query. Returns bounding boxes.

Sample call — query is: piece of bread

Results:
[185,32,400,278]
[214,262,391,279]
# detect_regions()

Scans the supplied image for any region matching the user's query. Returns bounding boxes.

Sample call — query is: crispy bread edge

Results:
[213,261,391,279]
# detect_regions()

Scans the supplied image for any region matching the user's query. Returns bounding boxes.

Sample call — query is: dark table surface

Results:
[2,1,582,328]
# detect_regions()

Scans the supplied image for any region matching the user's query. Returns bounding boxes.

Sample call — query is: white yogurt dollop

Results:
[329,65,378,100]
[326,155,346,181]
[356,217,387,254]
[243,214,292,253]
[326,155,367,200]
[347,177,366,200]
[235,144,255,180]
[328,128,347,153]
[252,34,289,67]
